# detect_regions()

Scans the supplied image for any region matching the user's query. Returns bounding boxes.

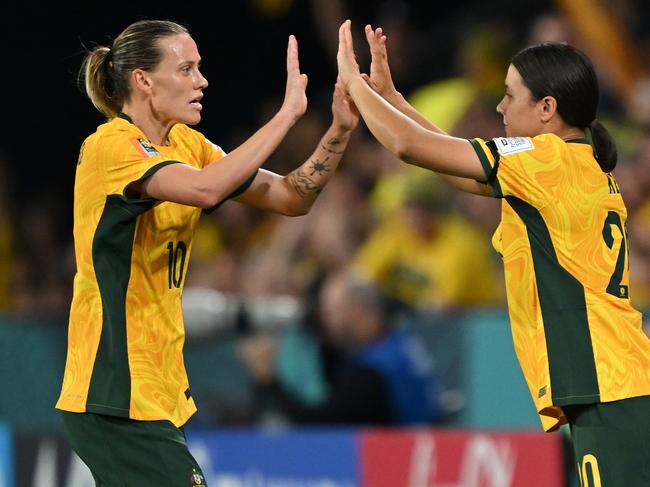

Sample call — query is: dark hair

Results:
[80,20,189,118]
[512,42,617,172]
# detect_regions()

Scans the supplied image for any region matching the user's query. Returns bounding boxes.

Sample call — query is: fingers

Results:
[343,19,354,53]
[365,24,387,57]
[338,20,347,52]
[337,20,354,67]
[287,34,300,75]
[338,19,354,55]
[365,24,375,49]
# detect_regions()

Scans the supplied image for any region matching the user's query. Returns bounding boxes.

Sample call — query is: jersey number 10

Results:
[167,241,187,289]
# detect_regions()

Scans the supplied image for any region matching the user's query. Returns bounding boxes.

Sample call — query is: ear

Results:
[131,68,153,96]
[539,95,557,123]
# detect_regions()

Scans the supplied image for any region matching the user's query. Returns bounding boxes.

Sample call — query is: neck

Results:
[541,119,586,142]
[557,127,586,142]
[120,102,174,145]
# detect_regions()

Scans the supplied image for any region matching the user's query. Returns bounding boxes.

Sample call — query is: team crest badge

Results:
[191,468,206,486]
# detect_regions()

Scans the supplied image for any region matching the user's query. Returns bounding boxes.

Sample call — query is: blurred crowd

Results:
[2,0,650,428]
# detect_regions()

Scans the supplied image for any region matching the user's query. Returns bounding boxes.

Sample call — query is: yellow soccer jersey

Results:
[470,134,650,431]
[56,114,253,427]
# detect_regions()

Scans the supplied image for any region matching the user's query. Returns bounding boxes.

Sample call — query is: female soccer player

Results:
[337,19,650,486]
[56,19,358,485]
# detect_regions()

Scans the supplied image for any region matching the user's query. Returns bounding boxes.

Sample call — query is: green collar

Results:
[566,137,590,145]
[117,112,133,124]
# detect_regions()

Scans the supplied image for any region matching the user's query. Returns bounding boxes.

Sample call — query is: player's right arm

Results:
[139,35,308,208]
[360,24,491,197]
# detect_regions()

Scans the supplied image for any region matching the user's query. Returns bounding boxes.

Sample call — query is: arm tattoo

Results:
[320,136,346,155]
[328,137,341,146]
[287,167,324,199]
[308,157,330,176]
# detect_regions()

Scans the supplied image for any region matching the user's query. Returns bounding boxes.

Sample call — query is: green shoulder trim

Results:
[203,169,259,214]
[506,196,600,405]
[468,139,502,198]
[122,160,184,205]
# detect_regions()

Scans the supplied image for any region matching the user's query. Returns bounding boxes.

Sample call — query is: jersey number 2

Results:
[601,211,629,299]
[167,241,187,289]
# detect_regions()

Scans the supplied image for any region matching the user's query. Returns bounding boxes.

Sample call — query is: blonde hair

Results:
[80,20,188,118]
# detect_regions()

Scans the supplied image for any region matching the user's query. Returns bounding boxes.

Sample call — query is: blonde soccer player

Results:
[56,19,358,485]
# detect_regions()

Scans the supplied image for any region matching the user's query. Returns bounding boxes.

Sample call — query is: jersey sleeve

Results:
[469,136,562,208]
[97,133,185,200]
[198,136,259,214]
[201,136,227,167]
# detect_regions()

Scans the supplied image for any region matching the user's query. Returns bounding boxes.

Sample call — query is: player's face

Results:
[496,65,542,138]
[147,34,208,125]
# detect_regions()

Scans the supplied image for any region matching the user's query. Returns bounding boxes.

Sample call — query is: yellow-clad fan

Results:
[353,172,503,310]
[337,20,650,487]
[56,19,359,485]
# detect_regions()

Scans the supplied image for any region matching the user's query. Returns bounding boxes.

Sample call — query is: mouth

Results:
[189,94,203,110]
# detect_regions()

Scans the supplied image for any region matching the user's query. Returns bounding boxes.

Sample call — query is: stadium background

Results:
[1,0,649,485]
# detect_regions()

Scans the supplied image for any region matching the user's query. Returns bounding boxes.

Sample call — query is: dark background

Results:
[0,0,552,208]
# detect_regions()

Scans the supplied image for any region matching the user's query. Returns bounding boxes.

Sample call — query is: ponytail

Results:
[80,46,121,119]
[589,120,617,173]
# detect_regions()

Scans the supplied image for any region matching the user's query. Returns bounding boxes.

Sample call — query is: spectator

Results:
[353,172,504,312]
[239,269,443,425]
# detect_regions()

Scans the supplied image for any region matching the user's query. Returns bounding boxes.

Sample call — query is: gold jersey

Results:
[56,115,252,427]
[470,134,650,431]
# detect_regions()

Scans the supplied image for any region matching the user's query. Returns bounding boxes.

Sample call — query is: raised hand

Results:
[281,35,308,122]
[362,24,398,99]
[336,20,362,91]
[331,76,359,133]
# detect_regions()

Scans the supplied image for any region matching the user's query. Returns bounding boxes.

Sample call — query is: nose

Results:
[196,70,208,90]
[496,97,505,115]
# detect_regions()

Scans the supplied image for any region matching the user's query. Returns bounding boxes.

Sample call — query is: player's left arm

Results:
[234,79,358,215]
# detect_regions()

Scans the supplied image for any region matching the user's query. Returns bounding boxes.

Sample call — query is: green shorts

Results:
[564,395,650,487]
[60,411,207,487]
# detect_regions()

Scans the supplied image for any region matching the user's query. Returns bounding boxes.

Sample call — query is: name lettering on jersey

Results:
[607,174,621,194]
[493,137,535,156]
[135,138,161,158]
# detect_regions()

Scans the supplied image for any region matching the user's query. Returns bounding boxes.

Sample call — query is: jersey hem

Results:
[552,393,600,405]
[86,403,131,417]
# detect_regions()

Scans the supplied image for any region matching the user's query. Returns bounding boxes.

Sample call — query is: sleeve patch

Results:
[132,138,161,157]
[492,137,534,156]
